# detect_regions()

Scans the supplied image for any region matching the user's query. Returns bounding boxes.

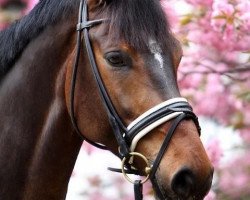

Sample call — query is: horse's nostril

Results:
[171,167,195,198]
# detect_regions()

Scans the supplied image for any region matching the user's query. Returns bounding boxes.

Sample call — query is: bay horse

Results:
[0,0,213,199]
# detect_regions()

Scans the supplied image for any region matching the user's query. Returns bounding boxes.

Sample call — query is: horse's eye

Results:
[104,52,128,68]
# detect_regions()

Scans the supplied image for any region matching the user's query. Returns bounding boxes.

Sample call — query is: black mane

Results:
[0,0,78,80]
[0,0,174,80]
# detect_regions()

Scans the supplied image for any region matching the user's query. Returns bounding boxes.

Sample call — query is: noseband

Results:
[70,0,201,199]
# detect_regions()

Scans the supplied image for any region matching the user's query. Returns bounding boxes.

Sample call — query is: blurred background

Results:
[1,0,249,199]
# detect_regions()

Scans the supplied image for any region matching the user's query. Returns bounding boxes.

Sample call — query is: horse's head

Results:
[65,0,213,199]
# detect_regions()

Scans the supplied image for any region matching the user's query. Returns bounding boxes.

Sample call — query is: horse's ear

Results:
[88,0,110,10]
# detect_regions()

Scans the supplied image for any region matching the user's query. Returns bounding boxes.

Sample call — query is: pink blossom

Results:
[0,22,8,30]
[219,171,250,198]
[239,12,250,31]
[243,106,250,125]
[161,1,178,27]
[239,128,250,142]
[236,0,250,15]
[186,0,213,7]
[143,181,153,196]
[204,191,216,200]
[88,192,108,200]
[189,74,236,124]
[212,0,235,16]
[205,139,223,168]
[180,73,203,89]
[0,0,8,6]
[82,143,97,155]
[219,153,250,198]
[22,0,39,14]
[236,0,250,31]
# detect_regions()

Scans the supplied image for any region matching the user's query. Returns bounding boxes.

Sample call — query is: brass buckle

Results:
[121,152,151,184]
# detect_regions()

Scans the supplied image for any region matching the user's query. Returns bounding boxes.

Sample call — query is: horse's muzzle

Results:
[171,166,214,199]
[154,166,214,200]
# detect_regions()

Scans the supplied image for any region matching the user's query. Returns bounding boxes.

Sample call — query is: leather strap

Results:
[134,180,143,200]
[107,167,143,176]
[69,0,107,149]
[70,0,128,151]
[149,113,187,178]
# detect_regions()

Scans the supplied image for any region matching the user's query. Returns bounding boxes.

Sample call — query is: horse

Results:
[0,0,213,199]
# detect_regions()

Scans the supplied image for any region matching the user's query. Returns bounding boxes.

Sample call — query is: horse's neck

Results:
[0,19,82,200]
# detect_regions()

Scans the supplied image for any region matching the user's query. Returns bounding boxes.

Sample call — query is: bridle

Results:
[69,0,201,199]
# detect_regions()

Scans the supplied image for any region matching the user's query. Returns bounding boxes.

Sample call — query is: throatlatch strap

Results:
[134,180,143,200]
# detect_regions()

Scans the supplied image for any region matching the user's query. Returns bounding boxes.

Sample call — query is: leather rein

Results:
[69,0,201,199]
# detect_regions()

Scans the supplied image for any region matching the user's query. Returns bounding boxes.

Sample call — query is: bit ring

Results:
[121,152,151,184]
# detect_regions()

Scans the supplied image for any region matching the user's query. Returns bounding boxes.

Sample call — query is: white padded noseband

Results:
[127,97,188,152]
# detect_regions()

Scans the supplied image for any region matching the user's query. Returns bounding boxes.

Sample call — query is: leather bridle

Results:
[69,0,201,199]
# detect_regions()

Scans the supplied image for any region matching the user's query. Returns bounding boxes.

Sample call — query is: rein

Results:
[69,0,201,199]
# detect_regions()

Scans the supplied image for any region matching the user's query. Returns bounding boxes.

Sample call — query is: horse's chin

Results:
[152,178,211,200]
[151,179,176,200]
[155,196,196,200]
[152,185,210,200]
[154,195,204,200]
[154,193,204,200]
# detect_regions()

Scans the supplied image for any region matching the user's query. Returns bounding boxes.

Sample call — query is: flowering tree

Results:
[161,0,250,199]
[1,0,250,199]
